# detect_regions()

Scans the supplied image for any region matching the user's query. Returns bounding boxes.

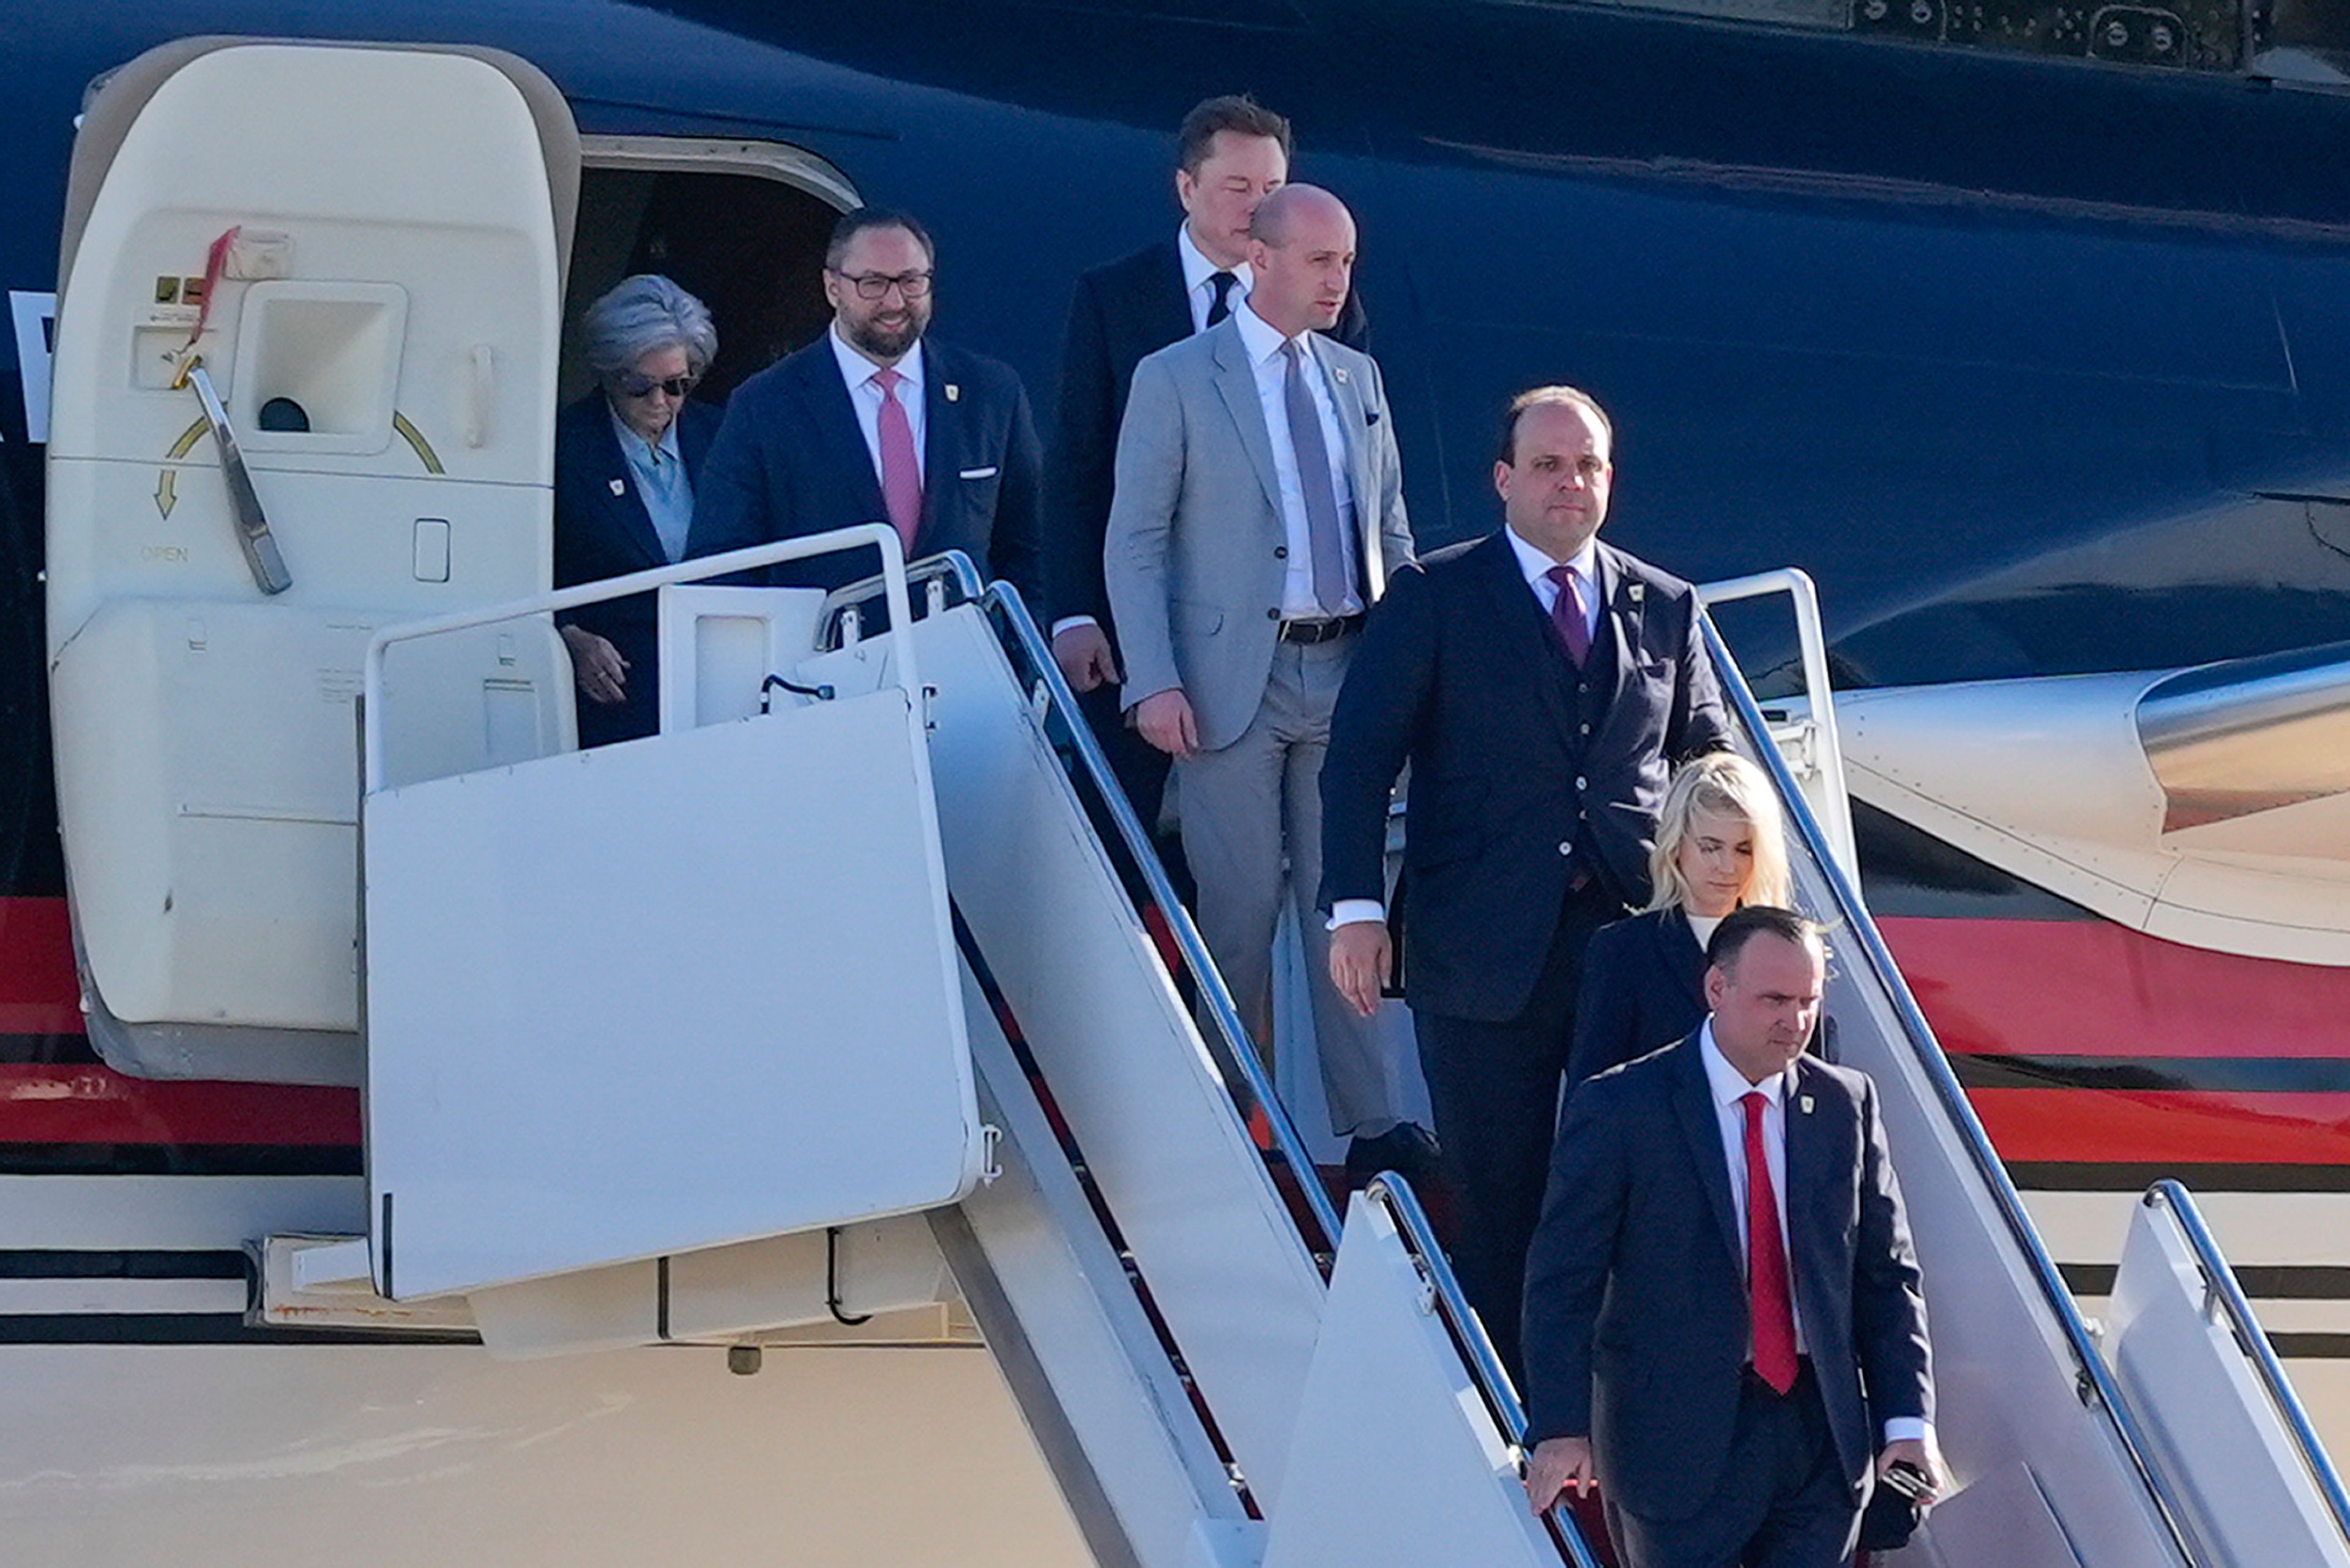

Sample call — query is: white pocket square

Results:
[960,466,999,480]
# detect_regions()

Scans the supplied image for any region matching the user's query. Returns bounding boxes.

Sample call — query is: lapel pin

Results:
[608,479,626,496]
[1799,1095,1814,1113]
[1627,583,1645,603]
[1333,365,1349,383]
[944,383,960,402]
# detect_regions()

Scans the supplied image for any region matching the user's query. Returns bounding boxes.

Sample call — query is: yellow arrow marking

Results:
[154,416,212,518]
[392,412,444,476]
[154,408,444,521]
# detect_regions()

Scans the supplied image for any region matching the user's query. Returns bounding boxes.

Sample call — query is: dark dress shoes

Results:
[1345,1122,1442,1187]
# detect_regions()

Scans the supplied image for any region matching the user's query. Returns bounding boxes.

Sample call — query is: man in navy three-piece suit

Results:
[686,207,1041,605]
[1522,908,1941,1568]
[1319,386,1726,1376]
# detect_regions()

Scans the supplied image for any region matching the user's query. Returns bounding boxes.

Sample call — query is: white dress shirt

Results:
[1327,526,1600,931]
[1177,222,1253,333]
[828,324,927,487]
[1231,300,1363,621]
[1698,1021,1931,1446]
[1051,228,1253,642]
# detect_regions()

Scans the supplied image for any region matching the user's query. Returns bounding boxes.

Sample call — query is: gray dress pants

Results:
[1175,635,1402,1140]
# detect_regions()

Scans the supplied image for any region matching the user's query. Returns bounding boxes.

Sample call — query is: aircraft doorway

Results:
[565,138,857,403]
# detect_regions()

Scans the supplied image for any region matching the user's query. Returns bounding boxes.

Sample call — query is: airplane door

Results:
[45,39,578,1086]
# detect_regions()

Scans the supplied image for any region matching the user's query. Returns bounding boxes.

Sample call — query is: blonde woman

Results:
[1567,752,1793,1086]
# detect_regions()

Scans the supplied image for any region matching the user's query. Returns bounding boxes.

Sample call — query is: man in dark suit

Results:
[687,207,1041,603]
[1045,95,1366,843]
[1320,385,1728,1375]
[1521,908,1941,1567]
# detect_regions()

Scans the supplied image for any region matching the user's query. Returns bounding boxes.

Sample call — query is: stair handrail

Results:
[816,551,985,648]
[1362,1174,1605,1568]
[360,524,915,794]
[1693,567,1856,874]
[978,578,1343,1255]
[1698,612,2203,1568]
[2144,1179,2350,1547]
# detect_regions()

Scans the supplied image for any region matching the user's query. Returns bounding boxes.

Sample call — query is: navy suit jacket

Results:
[1572,909,1711,1089]
[685,333,1042,603]
[1575,909,1841,1088]
[1319,529,1729,1022]
[1521,1035,1934,1523]
[552,394,723,745]
[1043,239,1367,629]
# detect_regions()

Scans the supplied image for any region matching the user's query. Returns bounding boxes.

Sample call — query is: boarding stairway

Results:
[43,40,2340,1563]
[280,536,2345,1567]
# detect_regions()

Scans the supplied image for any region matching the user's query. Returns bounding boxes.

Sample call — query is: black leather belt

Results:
[1278,614,1364,645]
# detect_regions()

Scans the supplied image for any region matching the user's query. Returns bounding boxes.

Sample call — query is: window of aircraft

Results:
[567,138,857,404]
[1486,0,2255,71]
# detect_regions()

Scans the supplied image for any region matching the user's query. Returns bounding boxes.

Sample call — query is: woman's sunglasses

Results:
[616,372,696,400]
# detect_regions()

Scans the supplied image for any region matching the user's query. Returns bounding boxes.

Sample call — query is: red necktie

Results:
[1741,1090,1799,1394]
[872,366,923,554]
[1544,564,1591,666]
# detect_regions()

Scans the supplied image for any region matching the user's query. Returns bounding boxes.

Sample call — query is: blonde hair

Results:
[1643,752,1791,914]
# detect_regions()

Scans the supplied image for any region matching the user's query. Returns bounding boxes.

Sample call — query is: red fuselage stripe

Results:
[0,897,359,1146]
[0,897,87,1034]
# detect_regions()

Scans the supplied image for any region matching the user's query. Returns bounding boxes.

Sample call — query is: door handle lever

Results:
[178,357,293,595]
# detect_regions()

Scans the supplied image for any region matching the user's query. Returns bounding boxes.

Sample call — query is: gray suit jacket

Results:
[1103,316,1414,752]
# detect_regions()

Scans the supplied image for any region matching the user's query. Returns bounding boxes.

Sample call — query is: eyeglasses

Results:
[833,269,934,301]
[615,371,696,400]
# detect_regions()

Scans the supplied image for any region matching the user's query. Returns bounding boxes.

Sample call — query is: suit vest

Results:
[1535,595,1624,902]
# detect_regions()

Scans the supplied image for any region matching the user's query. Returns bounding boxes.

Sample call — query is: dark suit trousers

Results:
[1414,873,1621,1381]
[1605,1365,1862,1568]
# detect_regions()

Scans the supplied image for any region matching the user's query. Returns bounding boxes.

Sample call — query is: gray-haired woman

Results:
[554,274,723,745]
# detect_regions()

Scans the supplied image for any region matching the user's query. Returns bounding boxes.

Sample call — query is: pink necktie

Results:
[872,367,923,554]
[1741,1091,1799,1394]
[1544,564,1591,666]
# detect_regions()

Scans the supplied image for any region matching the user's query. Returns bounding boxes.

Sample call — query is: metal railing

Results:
[359,524,914,793]
[802,552,1340,1253]
[978,579,1343,1255]
[818,551,983,649]
[1362,1175,1604,1568]
[1699,612,2204,1568]
[2144,1179,2350,1548]
[1695,567,1857,874]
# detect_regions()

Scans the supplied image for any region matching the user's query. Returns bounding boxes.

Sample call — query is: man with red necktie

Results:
[1521,907,1941,1568]
[688,207,1041,605]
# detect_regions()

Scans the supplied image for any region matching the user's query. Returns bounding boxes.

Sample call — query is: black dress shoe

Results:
[1345,1122,1442,1187]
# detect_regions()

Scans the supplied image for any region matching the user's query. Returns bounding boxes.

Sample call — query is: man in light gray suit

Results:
[1104,184,1426,1178]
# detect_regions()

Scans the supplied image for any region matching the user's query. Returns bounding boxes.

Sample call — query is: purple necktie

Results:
[1544,564,1591,666]
[872,366,922,554]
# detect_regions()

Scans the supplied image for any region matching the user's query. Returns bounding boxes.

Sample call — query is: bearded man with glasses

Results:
[688,206,1042,608]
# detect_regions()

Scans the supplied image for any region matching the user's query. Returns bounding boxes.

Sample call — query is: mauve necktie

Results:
[1280,340,1352,617]
[1741,1090,1800,1394]
[1544,563,1591,666]
[871,365,923,554]
[1206,270,1237,328]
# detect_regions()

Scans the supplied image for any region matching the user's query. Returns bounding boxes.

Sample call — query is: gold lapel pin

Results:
[608,479,626,496]
[944,383,961,402]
